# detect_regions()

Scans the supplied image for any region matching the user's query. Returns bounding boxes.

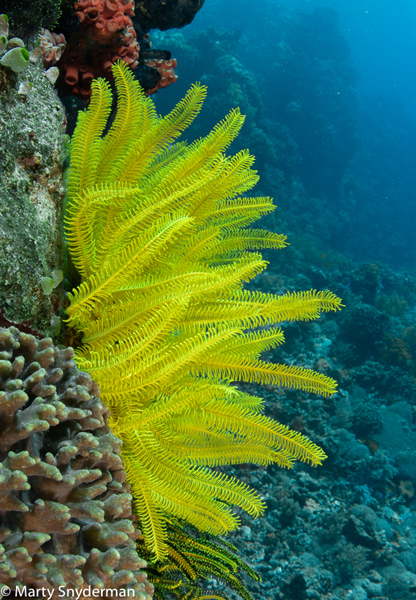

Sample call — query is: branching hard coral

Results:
[0,326,153,598]
[64,61,342,560]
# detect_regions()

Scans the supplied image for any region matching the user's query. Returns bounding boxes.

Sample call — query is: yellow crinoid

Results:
[65,61,342,559]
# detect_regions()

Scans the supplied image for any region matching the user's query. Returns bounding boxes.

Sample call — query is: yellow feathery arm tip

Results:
[96,61,158,182]
[68,77,113,200]
[120,81,208,183]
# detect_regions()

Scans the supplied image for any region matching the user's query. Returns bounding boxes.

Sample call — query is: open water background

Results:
[154,0,416,268]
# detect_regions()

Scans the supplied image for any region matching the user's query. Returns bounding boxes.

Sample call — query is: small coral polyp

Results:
[0,326,153,598]
[39,28,67,67]
[144,57,178,94]
[75,0,134,43]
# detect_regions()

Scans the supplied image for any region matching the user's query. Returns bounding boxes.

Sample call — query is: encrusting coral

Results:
[58,0,139,98]
[0,326,153,599]
[64,60,343,560]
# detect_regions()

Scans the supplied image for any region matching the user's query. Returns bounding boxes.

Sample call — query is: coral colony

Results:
[58,0,139,98]
[0,328,153,598]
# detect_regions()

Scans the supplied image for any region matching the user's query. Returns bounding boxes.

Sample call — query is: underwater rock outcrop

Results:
[133,0,204,33]
[0,326,153,599]
[0,48,66,335]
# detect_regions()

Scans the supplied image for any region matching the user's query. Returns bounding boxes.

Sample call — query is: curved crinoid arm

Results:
[138,520,261,600]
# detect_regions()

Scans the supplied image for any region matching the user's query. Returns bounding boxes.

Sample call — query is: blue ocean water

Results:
[190,0,416,123]
[154,0,416,268]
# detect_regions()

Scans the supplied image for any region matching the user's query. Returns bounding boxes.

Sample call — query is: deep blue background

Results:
[153,0,416,266]
[187,0,416,123]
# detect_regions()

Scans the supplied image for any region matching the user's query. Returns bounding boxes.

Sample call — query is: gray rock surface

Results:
[0,53,67,335]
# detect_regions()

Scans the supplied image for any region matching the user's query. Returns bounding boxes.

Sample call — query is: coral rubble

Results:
[0,326,153,599]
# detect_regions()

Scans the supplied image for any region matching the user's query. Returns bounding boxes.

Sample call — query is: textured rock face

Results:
[0,327,153,599]
[134,0,204,32]
[0,58,66,335]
